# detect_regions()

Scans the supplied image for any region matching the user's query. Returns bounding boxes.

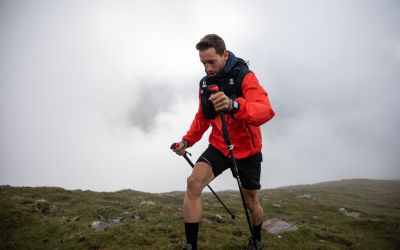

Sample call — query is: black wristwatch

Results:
[230,99,240,113]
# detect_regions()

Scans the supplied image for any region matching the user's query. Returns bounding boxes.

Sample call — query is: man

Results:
[172,34,275,250]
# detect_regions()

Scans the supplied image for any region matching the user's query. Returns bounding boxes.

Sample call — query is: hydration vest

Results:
[199,51,251,119]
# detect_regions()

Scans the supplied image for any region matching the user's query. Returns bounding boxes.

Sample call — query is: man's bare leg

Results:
[243,189,264,242]
[183,162,214,249]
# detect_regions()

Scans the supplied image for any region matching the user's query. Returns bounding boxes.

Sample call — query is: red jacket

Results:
[182,72,275,158]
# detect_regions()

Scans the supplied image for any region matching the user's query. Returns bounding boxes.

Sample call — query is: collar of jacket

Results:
[207,50,238,82]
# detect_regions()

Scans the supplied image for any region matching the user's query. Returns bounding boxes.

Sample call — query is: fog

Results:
[1,0,399,192]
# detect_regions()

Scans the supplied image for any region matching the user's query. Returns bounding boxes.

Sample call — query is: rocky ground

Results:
[0,179,399,249]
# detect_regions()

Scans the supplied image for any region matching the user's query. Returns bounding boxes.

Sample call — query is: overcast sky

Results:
[1,0,399,192]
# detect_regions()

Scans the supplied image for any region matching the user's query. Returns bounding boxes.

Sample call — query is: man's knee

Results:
[243,190,259,211]
[186,162,213,195]
[186,175,203,197]
[245,198,255,211]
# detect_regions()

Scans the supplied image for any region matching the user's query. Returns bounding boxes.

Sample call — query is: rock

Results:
[0,185,11,190]
[134,215,141,220]
[262,218,299,235]
[214,214,224,223]
[33,199,57,214]
[139,200,156,206]
[72,216,80,222]
[89,221,108,232]
[147,201,156,205]
[296,194,312,199]
[208,214,224,223]
[89,218,124,232]
[338,208,360,218]
[201,218,211,223]
[66,216,80,222]
[108,218,124,224]
[13,195,23,200]
[166,193,177,197]
[272,204,281,208]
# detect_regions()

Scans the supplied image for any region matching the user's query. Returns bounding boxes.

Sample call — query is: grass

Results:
[0,179,399,249]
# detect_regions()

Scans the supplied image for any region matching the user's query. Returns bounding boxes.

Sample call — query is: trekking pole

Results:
[170,143,237,220]
[207,85,257,248]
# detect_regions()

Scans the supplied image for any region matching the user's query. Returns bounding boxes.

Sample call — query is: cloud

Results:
[123,73,199,133]
[0,0,399,192]
[254,0,400,186]
[127,79,177,133]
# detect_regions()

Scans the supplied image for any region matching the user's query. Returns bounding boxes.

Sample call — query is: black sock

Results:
[253,223,262,241]
[185,222,199,249]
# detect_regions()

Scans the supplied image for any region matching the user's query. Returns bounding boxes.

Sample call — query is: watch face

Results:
[233,101,239,109]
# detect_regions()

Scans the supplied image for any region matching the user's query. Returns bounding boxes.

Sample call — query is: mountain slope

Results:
[0,179,399,249]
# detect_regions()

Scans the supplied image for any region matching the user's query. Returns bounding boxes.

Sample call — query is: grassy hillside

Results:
[0,179,399,249]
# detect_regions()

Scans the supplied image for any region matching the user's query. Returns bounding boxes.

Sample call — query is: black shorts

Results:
[196,144,263,190]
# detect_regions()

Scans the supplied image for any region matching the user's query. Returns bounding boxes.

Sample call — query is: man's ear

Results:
[223,50,229,61]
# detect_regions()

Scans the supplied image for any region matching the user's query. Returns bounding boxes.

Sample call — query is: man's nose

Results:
[205,64,212,73]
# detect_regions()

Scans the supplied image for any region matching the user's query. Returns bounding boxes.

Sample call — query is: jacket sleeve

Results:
[234,72,275,126]
[182,94,211,147]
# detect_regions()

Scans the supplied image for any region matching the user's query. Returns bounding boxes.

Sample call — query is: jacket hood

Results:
[221,50,238,74]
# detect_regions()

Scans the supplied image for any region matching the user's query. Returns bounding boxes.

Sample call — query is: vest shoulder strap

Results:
[232,67,251,98]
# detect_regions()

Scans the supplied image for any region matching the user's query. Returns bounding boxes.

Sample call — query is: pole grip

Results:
[207,85,219,93]
[170,143,180,150]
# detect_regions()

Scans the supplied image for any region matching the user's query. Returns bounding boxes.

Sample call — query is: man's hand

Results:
[209,92,232,112]
[172,141,188,156]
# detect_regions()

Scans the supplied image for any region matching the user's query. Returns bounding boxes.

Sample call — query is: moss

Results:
[0,179,399,249]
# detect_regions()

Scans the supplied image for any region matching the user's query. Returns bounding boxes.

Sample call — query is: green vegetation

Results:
[0,179,399,249]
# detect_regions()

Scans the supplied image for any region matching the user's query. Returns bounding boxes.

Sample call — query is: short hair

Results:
[195,34,226,55]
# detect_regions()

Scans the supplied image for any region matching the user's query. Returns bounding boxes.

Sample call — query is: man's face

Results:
[199,48,228,77]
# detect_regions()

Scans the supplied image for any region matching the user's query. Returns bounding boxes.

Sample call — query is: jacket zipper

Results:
[247,125,255,148]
